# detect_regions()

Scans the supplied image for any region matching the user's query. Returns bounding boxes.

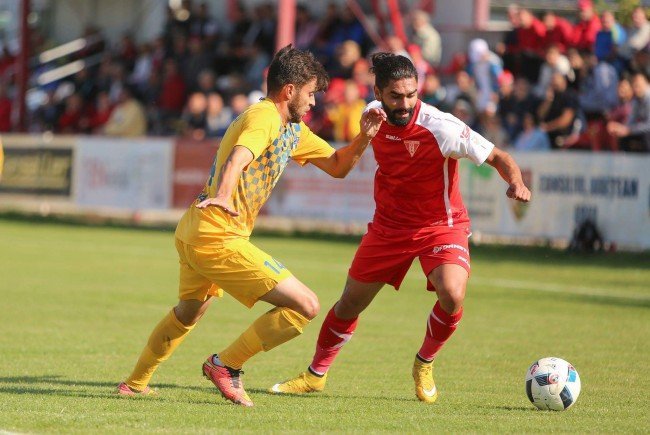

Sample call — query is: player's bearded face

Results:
[288,79,317,123]
[381,100,415,126]
[377,78,418,127]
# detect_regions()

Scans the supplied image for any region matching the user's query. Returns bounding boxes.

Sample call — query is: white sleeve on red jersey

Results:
[417,103,495,165]
[362,100,382,114]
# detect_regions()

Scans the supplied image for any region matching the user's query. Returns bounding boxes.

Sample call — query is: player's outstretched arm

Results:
[309,108,386,178]
[484,148,531,202]
[196,145,254,215]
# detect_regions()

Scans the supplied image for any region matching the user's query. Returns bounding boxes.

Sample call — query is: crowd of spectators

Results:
[484,1,650,152]
[0,0,648,152]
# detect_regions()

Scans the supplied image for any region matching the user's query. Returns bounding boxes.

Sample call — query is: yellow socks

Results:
[219,307,309,369]
[126,309,194,391]
[125,307,309,388]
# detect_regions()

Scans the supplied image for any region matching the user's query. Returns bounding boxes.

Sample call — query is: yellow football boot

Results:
[270,371,327,394]
[412,356,438,403]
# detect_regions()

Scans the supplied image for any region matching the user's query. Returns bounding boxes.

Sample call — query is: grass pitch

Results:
[0,218,648,433]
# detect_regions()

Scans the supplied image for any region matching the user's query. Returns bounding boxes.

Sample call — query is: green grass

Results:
[0,218,648,433]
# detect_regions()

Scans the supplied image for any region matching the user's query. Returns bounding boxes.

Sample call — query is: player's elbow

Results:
[332,168,349,179]
[299,295,320,320]
[332,157,360,178]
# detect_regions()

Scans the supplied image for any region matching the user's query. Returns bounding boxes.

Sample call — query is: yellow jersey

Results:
[175,98,334,245]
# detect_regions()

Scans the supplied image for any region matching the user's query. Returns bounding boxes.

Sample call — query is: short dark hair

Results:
[370,52,418,89]
[267,45,329,94]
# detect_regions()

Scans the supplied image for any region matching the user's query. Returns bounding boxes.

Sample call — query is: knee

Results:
[335,296,364,318]
[174,309,200,326]
[174,310,197,326]
[437,282,466,313]
[174,302,206,326]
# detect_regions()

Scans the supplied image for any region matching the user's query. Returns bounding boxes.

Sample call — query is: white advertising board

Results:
[74,137,174,210]
[265,147,376,223]
[461,152,650,250]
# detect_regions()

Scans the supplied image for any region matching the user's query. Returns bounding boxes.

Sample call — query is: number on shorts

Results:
[264,259,286,274]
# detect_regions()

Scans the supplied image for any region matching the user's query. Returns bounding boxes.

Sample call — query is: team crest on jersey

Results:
[404,140,420,157]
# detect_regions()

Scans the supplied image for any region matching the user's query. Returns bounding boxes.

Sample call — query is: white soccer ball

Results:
[525,357,581,411]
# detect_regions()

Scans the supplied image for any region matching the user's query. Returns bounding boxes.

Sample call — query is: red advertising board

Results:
[172,138,220,208]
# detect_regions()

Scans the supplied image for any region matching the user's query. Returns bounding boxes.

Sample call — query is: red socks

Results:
[309,306,358,375]
[309,301,461,374]
[417,301,463,362]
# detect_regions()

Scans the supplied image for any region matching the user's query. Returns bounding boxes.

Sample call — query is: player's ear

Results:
[284,83,295,100]
[373,86,381,101]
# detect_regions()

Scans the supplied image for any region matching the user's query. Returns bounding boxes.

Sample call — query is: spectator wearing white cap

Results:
[467,38,503,113]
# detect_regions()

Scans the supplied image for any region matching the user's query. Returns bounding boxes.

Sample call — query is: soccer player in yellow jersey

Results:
[117,46,386,406]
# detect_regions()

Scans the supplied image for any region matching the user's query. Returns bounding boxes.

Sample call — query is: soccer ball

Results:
[525,357,581,411]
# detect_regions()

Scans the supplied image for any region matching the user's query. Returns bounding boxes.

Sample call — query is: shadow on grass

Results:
[247,388,322,400]
[471,244,650,272]
[500,289,650,309]
[0,375,230,405]
[557,293,650,309]
[0,375,204,390]
[0,376,413,405]
[489,405,534,412]
[249,388,416,403]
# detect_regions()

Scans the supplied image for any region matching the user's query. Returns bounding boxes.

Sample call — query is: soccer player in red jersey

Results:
[270,53,531,403]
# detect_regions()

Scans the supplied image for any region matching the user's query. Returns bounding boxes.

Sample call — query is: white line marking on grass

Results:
[471,277,650,301]
[1,430,24,435]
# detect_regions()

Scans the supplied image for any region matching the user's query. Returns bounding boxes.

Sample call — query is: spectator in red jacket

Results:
[573,0,601,52]
[517,8,546,82]
[517,8,546,55]
[543,11,575,53]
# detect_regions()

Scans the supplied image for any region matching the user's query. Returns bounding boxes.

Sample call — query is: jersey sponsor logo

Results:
[432,244,469,255]
[385,134,401,141]
[404,140,420,157]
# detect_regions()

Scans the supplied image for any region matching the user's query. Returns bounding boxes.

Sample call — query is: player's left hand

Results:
[360,108,387,140]
[196,196,240,216]
[507,182,531,202]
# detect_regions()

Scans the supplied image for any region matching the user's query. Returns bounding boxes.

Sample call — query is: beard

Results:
[288,95,303,123]
[381,100,414,126]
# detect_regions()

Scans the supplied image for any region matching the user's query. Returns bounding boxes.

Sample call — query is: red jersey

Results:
[544,17,575,53]
[366,100,494,230]
[517,18,547,55]
[573,16,601,51]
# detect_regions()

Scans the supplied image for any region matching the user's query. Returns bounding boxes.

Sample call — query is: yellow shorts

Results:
[175,237,293,307]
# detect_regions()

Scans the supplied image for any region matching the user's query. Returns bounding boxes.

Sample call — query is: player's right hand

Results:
[506,182,531,202]
[196,197,240,216]
[360,107,387,140]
